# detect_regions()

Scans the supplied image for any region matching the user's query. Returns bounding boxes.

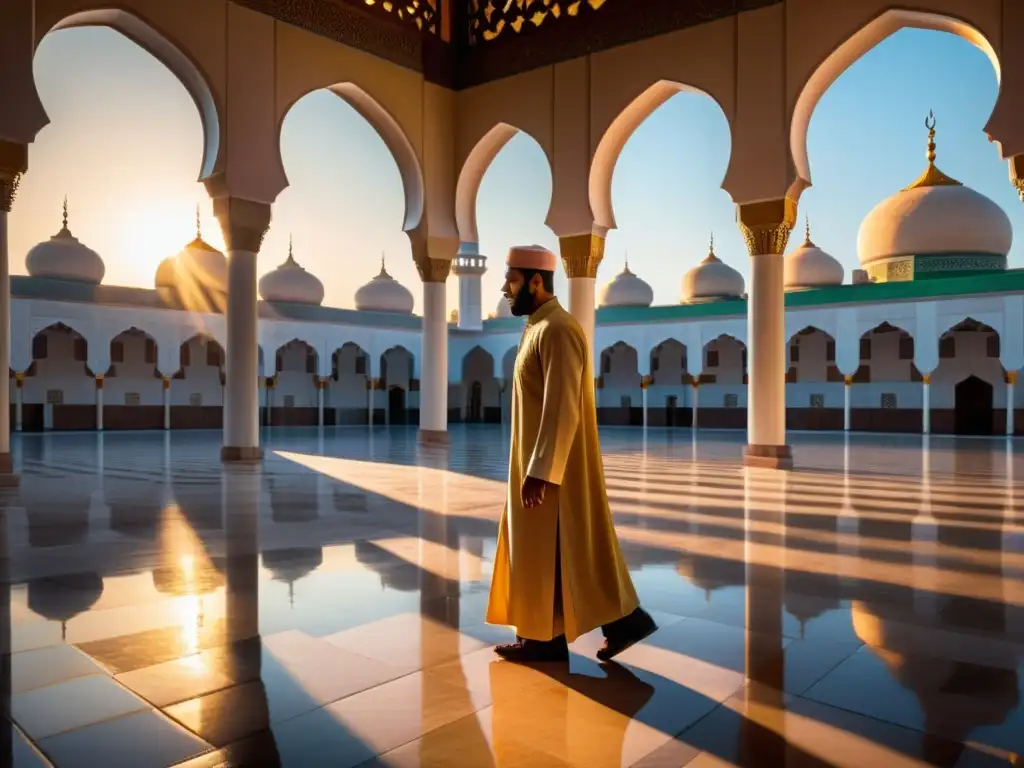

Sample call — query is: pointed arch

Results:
[456,123,552,244]
[590,81,732,233]
[46,9,223,182]
[789,9,1000,198]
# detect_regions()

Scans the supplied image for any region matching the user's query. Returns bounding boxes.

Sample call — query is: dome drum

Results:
[864,253,1007,284]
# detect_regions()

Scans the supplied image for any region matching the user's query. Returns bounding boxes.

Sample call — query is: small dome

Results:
[25,199,105,284]
[598,257,653,308]
[354,256,414,314]
[785,219,844,290]
[681,236,744,302]
[857,114,1011,280]
[259,237,325,305]
[494,296,513,319]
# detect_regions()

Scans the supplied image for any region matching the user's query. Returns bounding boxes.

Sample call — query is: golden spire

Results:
[702,231,720,264]
[195,204,202,239]
[803,214,814,247]
[286,234,295,264]
[623,249,631,273]
[378,251,390,278]
[61,196,69,231]
[904,111,962,190]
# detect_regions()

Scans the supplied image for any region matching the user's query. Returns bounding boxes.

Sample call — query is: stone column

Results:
[738,198,796,469]
[843,375,853,432]
[691,381,700,430]
[214,197,271,462]
[13,374,22,433]
[641,376,651,430]
[415,255,452,444]
[264,378,274,428]
[162,376,171,430]
[922,374,931,435]
[95,376,104,431]
[316,377,325,427]
[0,143,27,486]
[1007,371,1017,436]
[559,233,603,365]
[366,378,374,427]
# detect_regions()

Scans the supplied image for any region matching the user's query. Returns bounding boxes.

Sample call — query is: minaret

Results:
[452,249,487,330]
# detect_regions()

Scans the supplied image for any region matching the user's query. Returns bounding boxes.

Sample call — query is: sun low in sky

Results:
[10,26,1022,314]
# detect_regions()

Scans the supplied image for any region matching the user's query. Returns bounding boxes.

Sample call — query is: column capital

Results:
[410,232,458,283]
[843,375,853,386]
[95,375,105,389]
[162,376,171,389]
[922,374,931,385]
[1007,371,1018,386]
[0,140,28,213]
[212,196,272,253]
[736,197,798,256]
[1009,156,1024,204]
[640,375,653,390]
[559,233,605,278]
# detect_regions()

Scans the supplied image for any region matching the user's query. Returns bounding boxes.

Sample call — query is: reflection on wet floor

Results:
[0,426,1022,766]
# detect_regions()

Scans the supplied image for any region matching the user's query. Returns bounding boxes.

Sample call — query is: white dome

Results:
[259,240,324,305]
[857,116,1011,273]
[598,259,653,308]
[494,296,513,319]
[25,201,104,285]
[354,257,414,314]
[785,221,844,290]
[681,240,744,302]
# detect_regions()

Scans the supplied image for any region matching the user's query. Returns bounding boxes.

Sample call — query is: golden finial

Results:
[195,204,202,239]
[623,249,631,273]
[905,111,962,190]
[702,232,719,264]
[379,251,389,277]
[287,234,295,264]
[803,214,815,247]
[62,196,68,230]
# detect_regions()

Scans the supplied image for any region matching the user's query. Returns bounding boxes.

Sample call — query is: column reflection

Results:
[742,466,786,765]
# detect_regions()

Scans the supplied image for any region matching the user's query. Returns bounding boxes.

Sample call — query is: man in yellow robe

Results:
[486,245,657,663]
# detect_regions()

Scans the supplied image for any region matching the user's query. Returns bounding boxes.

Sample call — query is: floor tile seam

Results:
[29,702,178,749]
[792,688,975,747]
[635,678,749,762]
[4,717,53,768]
[786,643,866,697]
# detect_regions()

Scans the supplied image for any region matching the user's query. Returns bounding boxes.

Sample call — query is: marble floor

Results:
[0,425,1022,767]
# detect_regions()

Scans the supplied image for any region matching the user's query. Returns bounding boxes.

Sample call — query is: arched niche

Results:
[327,342,371,426]
[461,346,499,424]
[787,326,838,383]
[649,339,688,386]
[702,334,746,384]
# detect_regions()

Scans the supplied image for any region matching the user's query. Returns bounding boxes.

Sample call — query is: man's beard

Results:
[509,286,537,317]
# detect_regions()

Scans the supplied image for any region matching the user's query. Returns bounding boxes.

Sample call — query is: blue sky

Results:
[10,26,1016,313]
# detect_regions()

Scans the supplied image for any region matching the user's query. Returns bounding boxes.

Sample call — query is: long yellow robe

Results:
[486,298,639,642]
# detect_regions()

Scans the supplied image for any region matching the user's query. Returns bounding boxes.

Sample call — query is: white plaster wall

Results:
[171,336,224,407]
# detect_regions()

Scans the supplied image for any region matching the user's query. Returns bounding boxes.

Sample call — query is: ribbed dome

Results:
[681,236,744,302]
[259,238,324,305]
[598,257,653,308]
[857,115,1011,278]
[354,256,414,314]
[785,219,844,290]
[26,199,105,285]
[494,296,513,319]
